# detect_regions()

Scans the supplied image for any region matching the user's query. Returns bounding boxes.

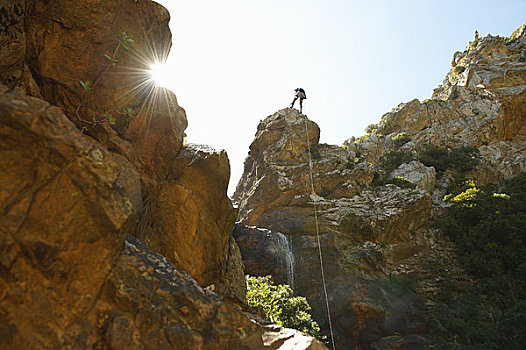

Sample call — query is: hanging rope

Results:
[302,109,336,349]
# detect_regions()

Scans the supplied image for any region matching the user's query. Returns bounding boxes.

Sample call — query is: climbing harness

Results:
[302,109,336,350]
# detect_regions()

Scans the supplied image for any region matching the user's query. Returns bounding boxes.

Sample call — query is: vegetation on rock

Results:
[379,150,414,174]
[431,172,526,349]
[417,145,480,174]
[246,275,325,342]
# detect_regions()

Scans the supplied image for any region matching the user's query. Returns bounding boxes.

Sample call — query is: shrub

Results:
[392,132,411,148]
[452,65,466,75]
[365,123,378,134]
[385,176,417,189]
[379,150,414,174]
[246,276,324,341]
[417,145,480,174]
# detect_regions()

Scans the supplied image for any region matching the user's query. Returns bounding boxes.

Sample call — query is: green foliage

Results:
[392,132,411,148]
[246,276,324,341]
[417,145,480,174]
[121,106,135,116]
[104,111,115,125]
[104,54,119,65]
[365,123,378,134]
[79,80,93,93]
[434,173,526,348]
[385,176,417,189]
[452,65,466,75]
[379,150,414,174]
[117,31,134,49]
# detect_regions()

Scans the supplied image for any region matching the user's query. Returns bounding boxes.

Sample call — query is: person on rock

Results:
[290,88,307,113]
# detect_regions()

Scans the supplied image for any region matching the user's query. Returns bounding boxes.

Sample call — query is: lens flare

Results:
[149,62,171,88]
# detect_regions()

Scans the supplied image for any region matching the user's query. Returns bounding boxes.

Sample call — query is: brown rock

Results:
[0,0,41,97]
[329,277,427,349]
[0,84,132,348]
[134,144,238,288]
[233,223,295,287]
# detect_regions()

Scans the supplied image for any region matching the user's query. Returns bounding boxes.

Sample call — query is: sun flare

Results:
[149,63,171,88]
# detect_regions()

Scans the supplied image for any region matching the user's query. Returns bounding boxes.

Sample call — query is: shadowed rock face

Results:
[0,0,235,291]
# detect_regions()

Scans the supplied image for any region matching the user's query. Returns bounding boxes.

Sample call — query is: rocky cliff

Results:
[0,1,326,348]
[233,26,526,349]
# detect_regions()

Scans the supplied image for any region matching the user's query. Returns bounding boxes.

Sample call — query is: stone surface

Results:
[134,143,238,287]
[350,32,526,185]
[0,0,236,293]
[329,277,427,349]
[233,223,295,288]
[0,84,132,348]
[389,161,436,192]
[0,83,326,349]
[0,0,41,97]
[0,0,253,346]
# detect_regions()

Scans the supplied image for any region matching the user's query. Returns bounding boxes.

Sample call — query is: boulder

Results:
[389,161,436,192]
[0,83,132,348]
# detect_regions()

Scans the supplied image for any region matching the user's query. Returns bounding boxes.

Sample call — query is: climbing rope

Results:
[301,108,336,350]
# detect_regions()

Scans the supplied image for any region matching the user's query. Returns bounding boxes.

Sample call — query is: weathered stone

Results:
[0,0,41,97]
[134,143,238,288]
[0,84,132,348]
[390,161,436,192]
[233,223,295,287]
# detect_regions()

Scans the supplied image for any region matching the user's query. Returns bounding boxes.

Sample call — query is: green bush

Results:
[246,276,324,341]
[433,172,526,348]
[417,145,480,174]
[365,123,378,134]
[385,176,417,189]
[379,150,414,174]
[452,65,466,75]
[392,132,411,148]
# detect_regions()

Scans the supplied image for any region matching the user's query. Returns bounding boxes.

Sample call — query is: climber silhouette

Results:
[290,88,307,113]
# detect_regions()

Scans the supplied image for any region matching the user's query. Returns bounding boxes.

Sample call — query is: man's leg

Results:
[299,99,303,113]
[290,97,298,108]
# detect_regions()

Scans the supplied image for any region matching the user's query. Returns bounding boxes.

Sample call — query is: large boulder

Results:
[0,83,132,347]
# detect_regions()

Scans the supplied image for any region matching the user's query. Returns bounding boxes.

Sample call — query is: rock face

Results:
[0,1,326,348]
[233,223,295,288]
[234,29,526,349]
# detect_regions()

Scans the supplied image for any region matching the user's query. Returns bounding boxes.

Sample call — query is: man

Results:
[290,88,307,113]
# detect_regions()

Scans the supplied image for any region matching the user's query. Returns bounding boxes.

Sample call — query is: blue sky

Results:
[155,0,525,193]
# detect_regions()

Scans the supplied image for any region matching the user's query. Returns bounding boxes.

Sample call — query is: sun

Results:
[149,62,172,88]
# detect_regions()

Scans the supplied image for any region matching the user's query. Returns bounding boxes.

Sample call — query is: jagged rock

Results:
[2,0,189,177]
[234,108,373,231]
[0,0,41,97]
[389,161,436,192]
[0,84,327,349]
[218,234,248,304]
[0,0,240,292]
[350,32,526,186]
[134,143,238,287]
[234,107,435,349]
[233,223,295,287]
[0,84,132,348]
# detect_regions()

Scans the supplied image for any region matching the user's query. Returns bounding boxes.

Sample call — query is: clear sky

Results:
[154,0,525,194]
